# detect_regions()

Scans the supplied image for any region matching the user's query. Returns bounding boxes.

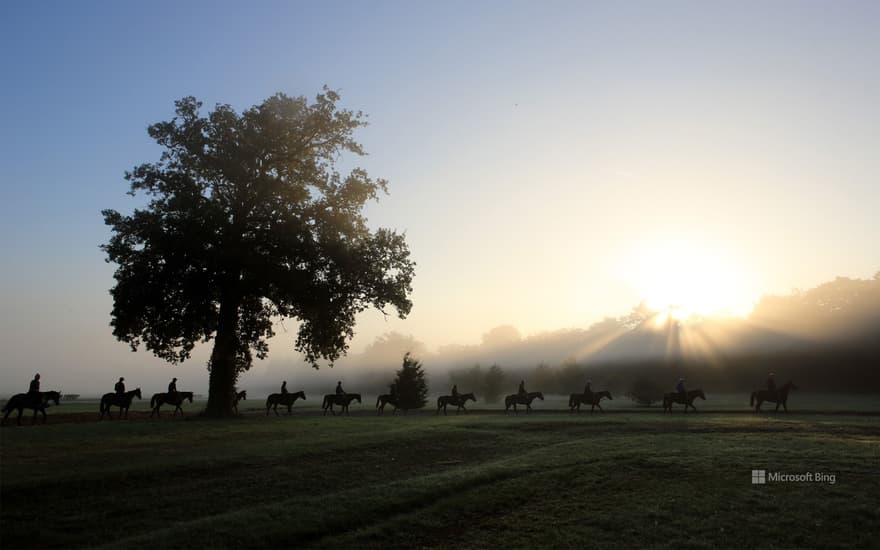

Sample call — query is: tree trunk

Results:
[205,286,241,417]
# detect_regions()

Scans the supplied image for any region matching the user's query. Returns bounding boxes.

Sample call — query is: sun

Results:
[620,239,757,321]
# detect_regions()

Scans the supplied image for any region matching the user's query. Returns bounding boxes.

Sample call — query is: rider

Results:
[766,372,777,399]
[28,373,41,406]
[676,378,686,400]
[584,379,593,396]
[518,380,527,398]
[451,384,459,399]
[281,380,288,395]
[168,377,178,402]
[115,377,125,394]
[336,381,346,396]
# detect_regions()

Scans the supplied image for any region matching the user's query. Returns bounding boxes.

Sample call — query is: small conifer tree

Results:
[392,352,428,412]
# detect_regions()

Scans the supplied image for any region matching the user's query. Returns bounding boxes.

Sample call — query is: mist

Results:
[233,272,880,399]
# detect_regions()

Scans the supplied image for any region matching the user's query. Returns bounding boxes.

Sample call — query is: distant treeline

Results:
[260,273,880,398]
[447,274,880,398]
[448,341,880,403]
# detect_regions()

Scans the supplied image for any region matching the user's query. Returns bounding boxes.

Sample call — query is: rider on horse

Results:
[676,378,686,400]
[584,379,593,396]
[518,380,527,399]
[281,381,288,395]
[115,377,125,394]
[451,384,459,399]
[336,381,346,396]
[766,372,777,400]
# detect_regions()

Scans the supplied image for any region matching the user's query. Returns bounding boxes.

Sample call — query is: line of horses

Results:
[1,382,799,425]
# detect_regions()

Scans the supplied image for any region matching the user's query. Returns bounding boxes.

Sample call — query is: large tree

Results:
[102,89,415,417]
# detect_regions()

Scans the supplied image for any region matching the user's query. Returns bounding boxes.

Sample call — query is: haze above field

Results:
[1,1,878,395]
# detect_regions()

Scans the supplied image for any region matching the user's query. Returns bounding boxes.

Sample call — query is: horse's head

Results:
[464,393,476,402]
[295,390,306,400]
[695,389,706,400]
[353,394,362,403]
[134,388,142,399]
[535,392,545,400]
[184,392,194,403]
[599,390,613,400]
[47,391,61,406]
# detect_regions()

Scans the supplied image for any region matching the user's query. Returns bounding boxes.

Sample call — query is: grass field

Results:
[2,404,879,549]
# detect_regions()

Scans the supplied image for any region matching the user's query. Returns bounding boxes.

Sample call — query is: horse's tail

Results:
[322,395,329,408]
[750,392,756,407]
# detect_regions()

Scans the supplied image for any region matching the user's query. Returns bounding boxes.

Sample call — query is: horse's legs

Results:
[17,408,24,426]
[782,400,788,412]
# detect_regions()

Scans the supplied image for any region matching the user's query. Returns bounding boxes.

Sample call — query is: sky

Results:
[1,0,878,393]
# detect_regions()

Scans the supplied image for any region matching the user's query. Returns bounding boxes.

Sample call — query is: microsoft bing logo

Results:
[751,470,766,484]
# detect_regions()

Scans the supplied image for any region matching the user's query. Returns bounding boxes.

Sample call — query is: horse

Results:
[149,391,194,418]
[322,393,361,416]
[265,390,306,416]
[662,389,706,413]
[751,382,798,412]
[2,391,61,426]
[568,390,613,414]
[504,392,544,414]
[99,388,142,420]
[233,390,247,414]
[376,394,400,415]
[436,393,476,416]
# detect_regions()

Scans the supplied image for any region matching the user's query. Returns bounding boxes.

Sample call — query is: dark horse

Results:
[2,391,61,426]
[436,393,476,415]
[322,393,361,416]
[662,389,706,413]
[233,390,247,414]
[99,388,142,420]
[376,394,401,415]
[150,391,194,418]
[504,392,544,414]
[265,390,306,416]
[751,382,798,412]
[568,390,613,413]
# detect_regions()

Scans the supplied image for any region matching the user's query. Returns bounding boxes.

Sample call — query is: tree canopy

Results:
[102,89,415,416]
